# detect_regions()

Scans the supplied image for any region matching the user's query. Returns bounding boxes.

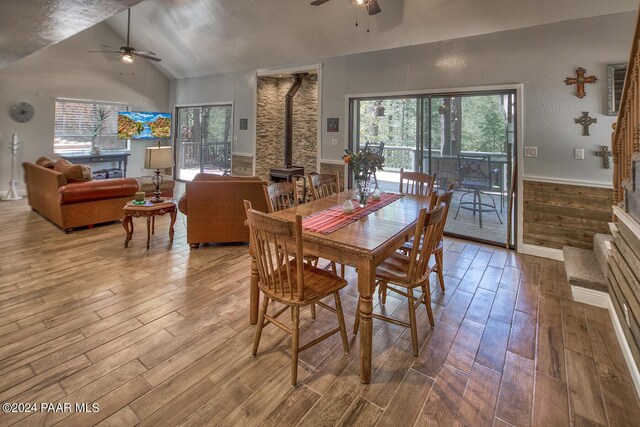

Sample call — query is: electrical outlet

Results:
[331,139,338,147]
[524,146,538,157]
[575,148,585,160]
[624,303,631,328]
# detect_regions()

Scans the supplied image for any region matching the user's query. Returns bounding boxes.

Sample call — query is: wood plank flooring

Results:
[1,199,639,426]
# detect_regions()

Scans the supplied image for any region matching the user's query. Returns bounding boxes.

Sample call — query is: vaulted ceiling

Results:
[2,0,638,79]
[0,0,144,68]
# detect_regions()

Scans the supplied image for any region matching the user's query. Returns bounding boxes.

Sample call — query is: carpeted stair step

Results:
[562,245,608,293]
[593,232,613,280]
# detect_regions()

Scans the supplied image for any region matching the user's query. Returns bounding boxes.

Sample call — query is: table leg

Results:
[169,209,176,243]
[123,216,133,248]
[146,217,151,249]
[357,259,375,384]
[249,231,259,325]
[152,216,155,235]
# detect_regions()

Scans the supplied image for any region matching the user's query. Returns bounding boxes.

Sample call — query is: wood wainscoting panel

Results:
[523,180,612,250]
[608,213,640,375]
[231,154,253,177]
[320,162,346,192]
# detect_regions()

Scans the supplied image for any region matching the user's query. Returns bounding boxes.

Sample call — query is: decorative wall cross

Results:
[594,145,613,169]
[575,112,597,136]
[565,67,597,98]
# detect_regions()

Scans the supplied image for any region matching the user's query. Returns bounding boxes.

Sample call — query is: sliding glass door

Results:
[175,104,232,181]
[350,90,517,247]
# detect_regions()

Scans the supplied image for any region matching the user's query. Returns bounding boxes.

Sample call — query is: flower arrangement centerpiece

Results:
[342,147,384,206]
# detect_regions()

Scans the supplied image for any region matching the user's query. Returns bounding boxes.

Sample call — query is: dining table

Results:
[247,190,432,384]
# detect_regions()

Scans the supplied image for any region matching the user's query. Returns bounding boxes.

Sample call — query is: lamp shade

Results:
[144,146,174,169]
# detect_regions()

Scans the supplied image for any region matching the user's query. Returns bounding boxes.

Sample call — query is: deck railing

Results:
[612,10,640,207]
[180,141,231,172]
[382,146,416,171]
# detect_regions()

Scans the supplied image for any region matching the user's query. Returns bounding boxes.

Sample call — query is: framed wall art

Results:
[327,118,339,132]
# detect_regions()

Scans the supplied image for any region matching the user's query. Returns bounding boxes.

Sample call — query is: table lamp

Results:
[144,145,174,203]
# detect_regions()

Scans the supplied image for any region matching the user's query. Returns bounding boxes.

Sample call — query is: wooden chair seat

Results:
[260,259,347,306]
[375,252,417,287]
[400,238,443,254]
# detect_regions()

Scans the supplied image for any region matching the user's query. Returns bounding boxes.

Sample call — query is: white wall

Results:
[170,70,256,154]
[170,11,636,187]
[0,22,170,194]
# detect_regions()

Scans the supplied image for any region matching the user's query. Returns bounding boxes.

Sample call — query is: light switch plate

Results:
[331,139,338,147]
[524,146,538,157]
[575,148,585,160]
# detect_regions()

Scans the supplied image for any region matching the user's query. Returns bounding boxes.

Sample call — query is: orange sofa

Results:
[178,174,268,248]
[23,162,138,231]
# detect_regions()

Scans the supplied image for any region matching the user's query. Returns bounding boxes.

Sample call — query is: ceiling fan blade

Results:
[101,44,117,49]
[132,50,156,56]
[88,50,121,53]
[133,52,162,62]
[367,0,381,15]
[310,0,331,5]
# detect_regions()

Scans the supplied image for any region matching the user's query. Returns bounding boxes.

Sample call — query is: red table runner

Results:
[302,193,404,234]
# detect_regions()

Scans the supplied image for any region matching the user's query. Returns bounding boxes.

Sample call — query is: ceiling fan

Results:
[311,0,381,16]
[89,8,161,64]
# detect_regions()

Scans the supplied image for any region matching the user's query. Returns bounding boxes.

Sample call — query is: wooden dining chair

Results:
[263,181,299,213]
[392,188,455,294]
[399,168,436,196]
[309,172,340,200]
[264,181,321,320]
[354,202,447,356]
[306,172,344,277]
[244,200,349,386]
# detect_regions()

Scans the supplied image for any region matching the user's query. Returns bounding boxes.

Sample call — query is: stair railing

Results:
[612,9,640,208]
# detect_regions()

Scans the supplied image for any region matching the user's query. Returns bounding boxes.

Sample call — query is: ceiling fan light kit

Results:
[121,53,135,64]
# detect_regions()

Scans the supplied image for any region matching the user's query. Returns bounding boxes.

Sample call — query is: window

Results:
[54,99,129,153]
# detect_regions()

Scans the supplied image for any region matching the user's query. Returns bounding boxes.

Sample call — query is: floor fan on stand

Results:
[2,133,22,201]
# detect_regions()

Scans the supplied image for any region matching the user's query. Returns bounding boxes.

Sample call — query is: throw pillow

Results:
[35,157,55,168]
[54,159,92,182]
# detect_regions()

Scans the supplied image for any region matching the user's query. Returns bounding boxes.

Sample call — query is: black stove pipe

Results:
[284,73,307,168]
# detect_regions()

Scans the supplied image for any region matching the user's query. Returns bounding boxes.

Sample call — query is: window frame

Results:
[53,98,130,154]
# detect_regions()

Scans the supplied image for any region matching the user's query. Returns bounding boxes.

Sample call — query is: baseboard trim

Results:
[519,243,564,261]
[571,286,609,308]
[608,295,640,398]
[571,287,640,398]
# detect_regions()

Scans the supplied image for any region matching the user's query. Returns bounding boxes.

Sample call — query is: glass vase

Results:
[355,177,370,207]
